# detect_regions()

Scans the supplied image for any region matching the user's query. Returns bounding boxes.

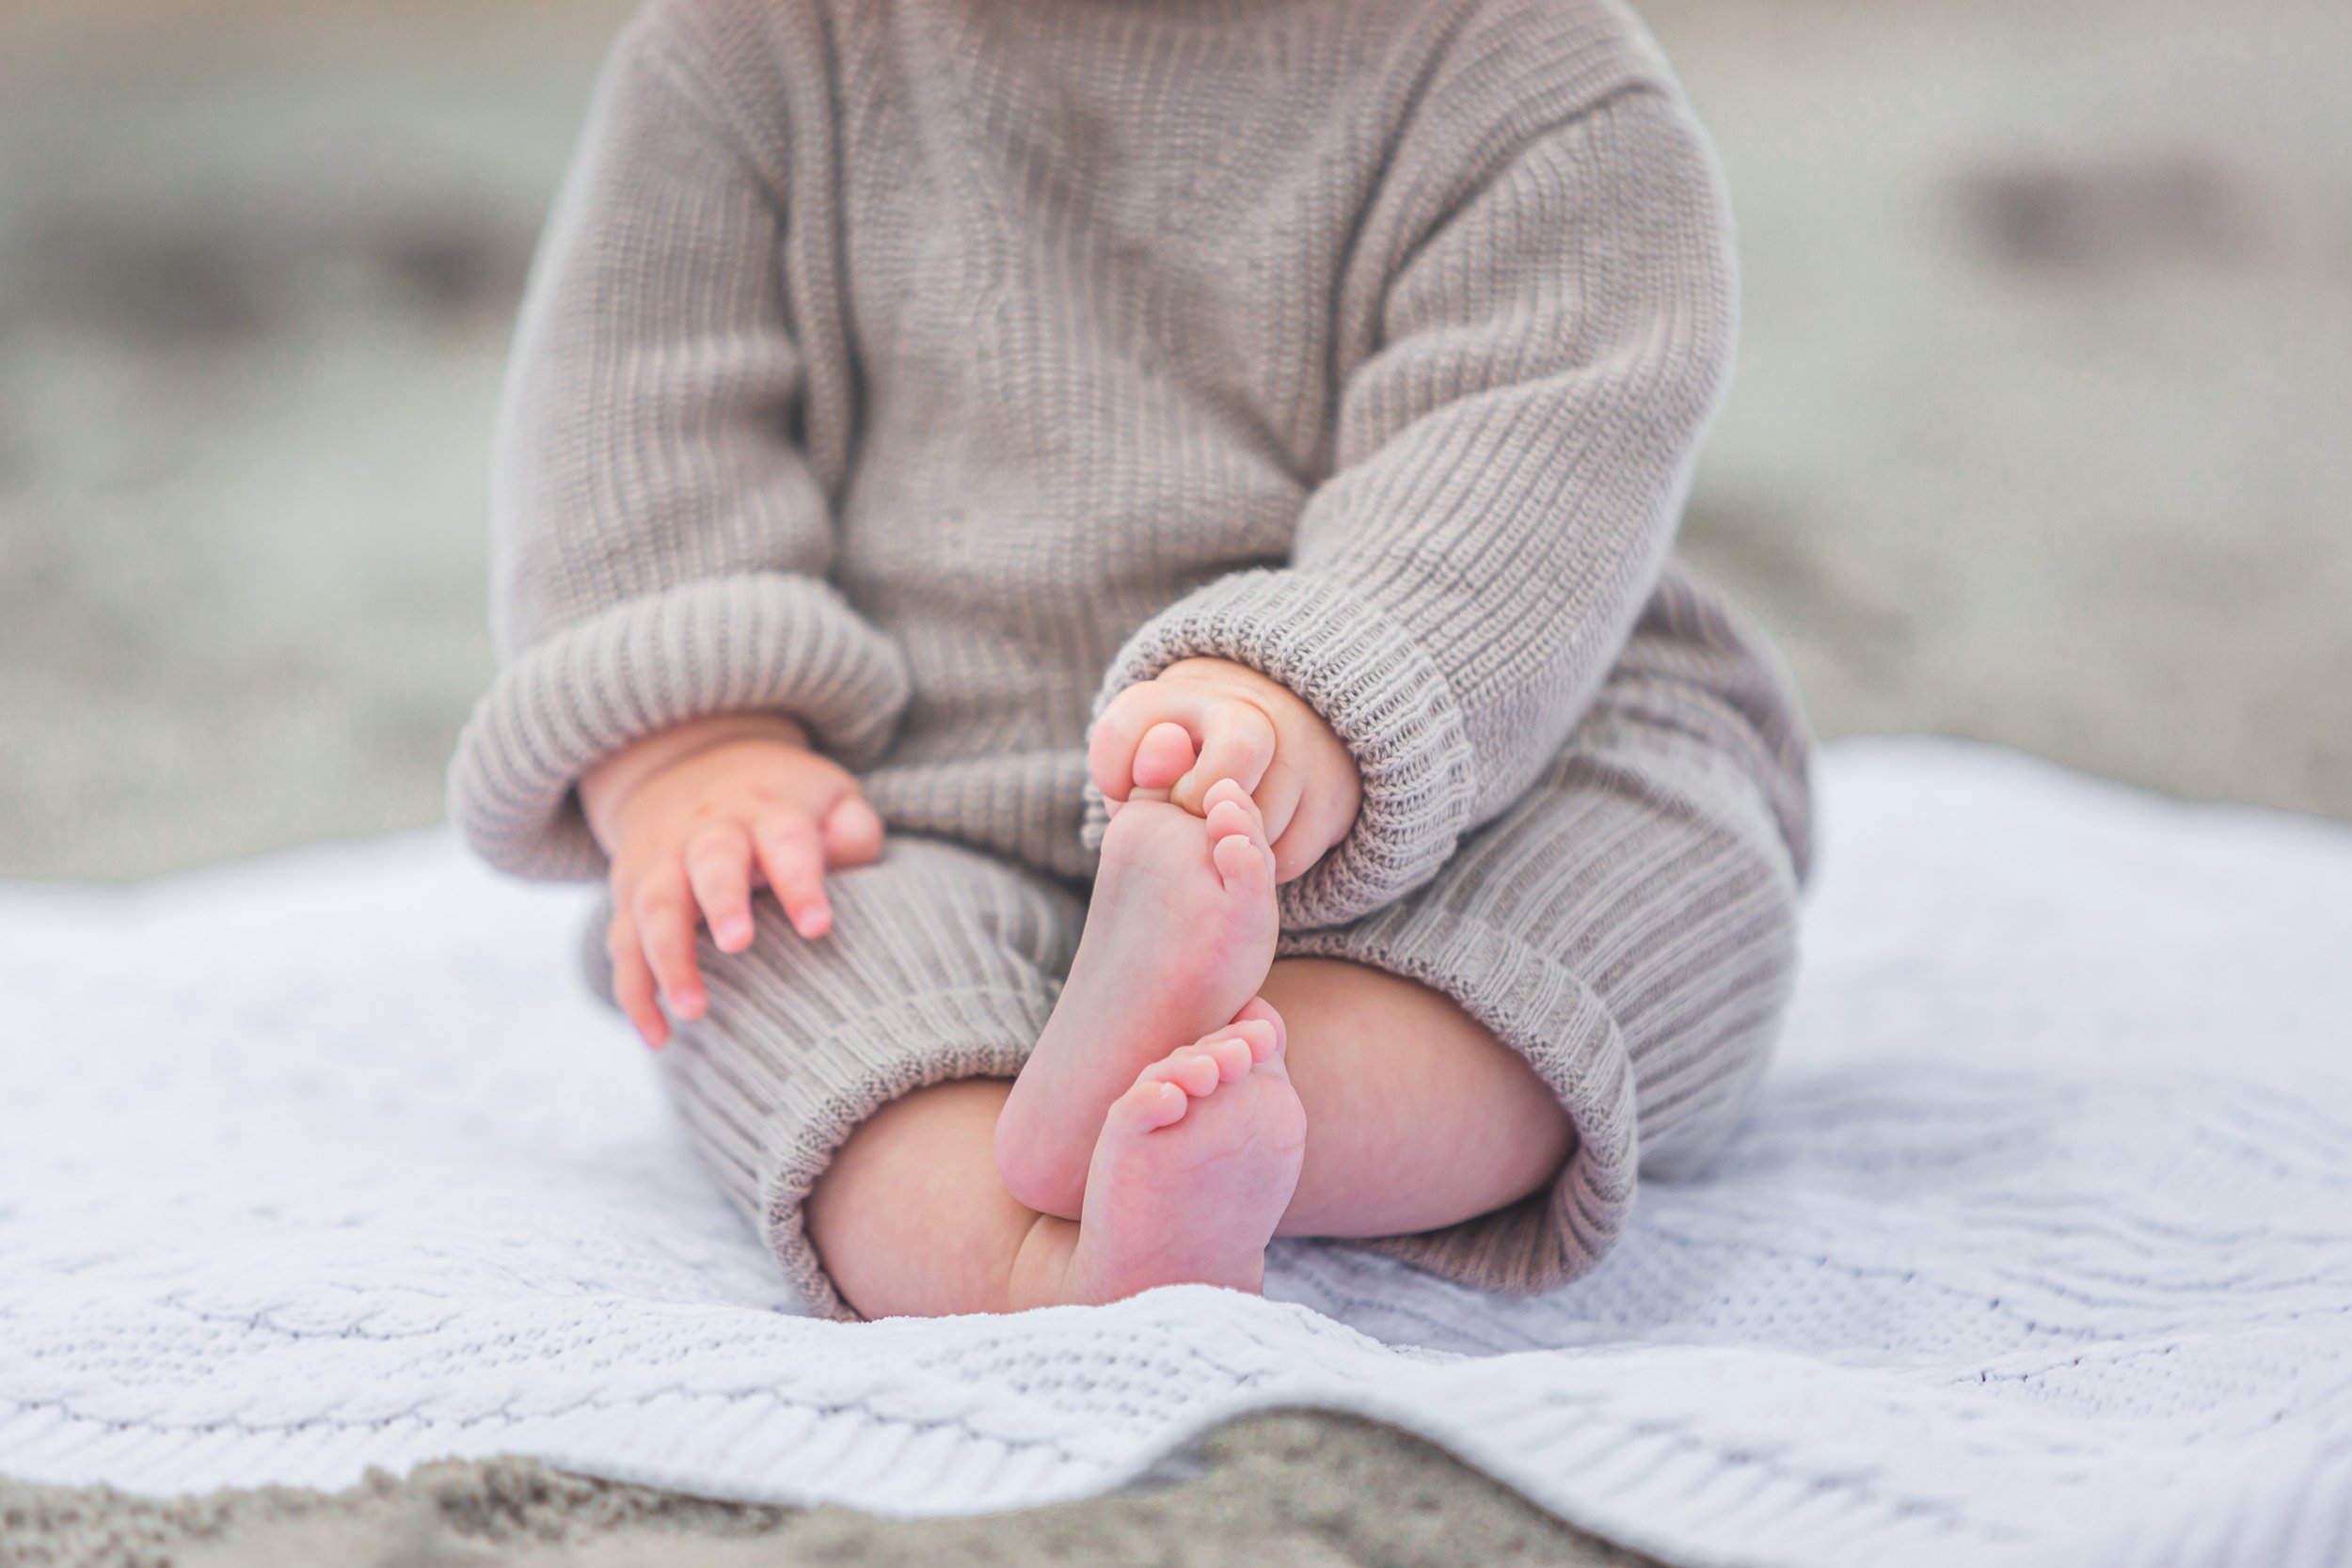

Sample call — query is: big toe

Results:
[1146,1047,1227,1098]
[1229,996,1287,1057]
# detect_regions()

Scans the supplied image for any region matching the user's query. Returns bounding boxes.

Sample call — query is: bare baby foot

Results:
[995,778,1279,1218]
[1065,1016,1307,1304]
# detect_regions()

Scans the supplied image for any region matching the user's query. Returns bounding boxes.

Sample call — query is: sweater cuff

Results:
[1083,568,1478,928]
[448,573,910,880]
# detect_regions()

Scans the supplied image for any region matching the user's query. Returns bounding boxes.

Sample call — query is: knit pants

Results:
[581,566,1813,1321]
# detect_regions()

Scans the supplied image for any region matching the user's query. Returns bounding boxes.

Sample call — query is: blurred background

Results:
[1,0,2347,882]
[2,1,2346,1560]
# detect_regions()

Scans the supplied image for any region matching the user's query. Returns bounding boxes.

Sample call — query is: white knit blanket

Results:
[3,739,2348,1567]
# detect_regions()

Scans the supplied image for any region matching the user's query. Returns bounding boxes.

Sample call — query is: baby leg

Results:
[593,832,1085,1321]
[1270,565,1813,1289]
[623,800,1293,1321]
[1261,958,1579,1240]
[807,1020,1303,1317]
[808,963,1587,1316]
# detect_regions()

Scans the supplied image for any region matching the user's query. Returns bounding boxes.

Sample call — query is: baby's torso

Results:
[731,0,1667,876]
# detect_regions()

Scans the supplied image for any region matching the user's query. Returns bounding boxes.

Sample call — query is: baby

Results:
[450,0,1814,1321]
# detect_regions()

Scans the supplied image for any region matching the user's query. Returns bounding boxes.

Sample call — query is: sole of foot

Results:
[1064,1014,1306,1304]
[996,778,1279,1217]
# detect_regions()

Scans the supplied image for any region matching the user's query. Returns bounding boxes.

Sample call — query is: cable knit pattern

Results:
[8,743,2352,1568]
[445,0,1745,911]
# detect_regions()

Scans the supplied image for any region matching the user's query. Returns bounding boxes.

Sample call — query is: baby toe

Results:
[1192,1034,1254,1082]
[1204,793,1258,843]
[1109,1076,1190,1132]
[1231,995,1286,1035]
[1225,1016,1281,1064]
[1210,822,1275,896]
[1147,1049,1224,1098]
[1201,775,1251,812]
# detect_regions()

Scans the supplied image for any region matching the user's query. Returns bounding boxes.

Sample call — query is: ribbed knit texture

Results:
[443,0,1813,1307]
[1293,567,1810,1290]
[575,565,1807,1318]
[445,0,1746,922]
[581,836,1081,1318]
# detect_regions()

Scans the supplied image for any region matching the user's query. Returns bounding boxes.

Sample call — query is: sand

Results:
[1,0,2345,1561]
[1,1416,1654,1568]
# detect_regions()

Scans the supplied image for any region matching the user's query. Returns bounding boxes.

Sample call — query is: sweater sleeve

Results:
[446,10,908,882]
[1088,86,1739,928]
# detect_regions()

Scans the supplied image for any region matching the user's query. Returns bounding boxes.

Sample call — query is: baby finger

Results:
[1177,699,1276,813]
[753,813,831,940]
[1086,689,1157,802]
[1269,784,1356,884]
[683,822,755,953]
[605,910,667,1048]
[1252,754,1307,855]
[633,865,707,1022]
[1131,721,1197,791]
[818,794,886,867]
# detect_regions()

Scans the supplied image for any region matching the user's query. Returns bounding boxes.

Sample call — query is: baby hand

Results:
[580,713,883,1047]
[1089,657,1361,882]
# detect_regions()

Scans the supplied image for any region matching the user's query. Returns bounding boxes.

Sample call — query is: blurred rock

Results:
[1959,152,2265,271]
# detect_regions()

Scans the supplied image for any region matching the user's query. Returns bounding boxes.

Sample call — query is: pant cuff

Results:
[1278,904,1641,1294]
[683,983,1054,1323]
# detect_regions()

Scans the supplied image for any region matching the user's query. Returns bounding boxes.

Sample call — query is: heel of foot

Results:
[993,1091,1084,1218]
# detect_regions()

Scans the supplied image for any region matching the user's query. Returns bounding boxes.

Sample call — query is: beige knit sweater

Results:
[447,0,1740,930]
